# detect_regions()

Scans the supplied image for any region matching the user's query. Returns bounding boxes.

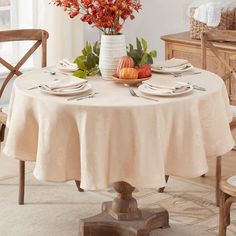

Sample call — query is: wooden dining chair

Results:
[219,176,236,236]
[201,30,236,206]
[0,29,49,205]
[0,29,83,205]
[159,30,236,207]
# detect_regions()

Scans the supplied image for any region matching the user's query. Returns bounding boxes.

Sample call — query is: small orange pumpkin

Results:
[116,56,134,75]
[119,68,138,79]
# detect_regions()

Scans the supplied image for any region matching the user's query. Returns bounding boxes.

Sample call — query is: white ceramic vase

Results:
[99,34,127,80]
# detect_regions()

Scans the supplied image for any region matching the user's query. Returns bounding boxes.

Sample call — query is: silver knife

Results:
[67,92,98,101]
[192,85,206,91]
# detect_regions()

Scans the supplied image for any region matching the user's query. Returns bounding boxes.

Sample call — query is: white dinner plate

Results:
[151,64,194,74]
[138,82,193,97]
[39,83,92,96]
[56,62,78,72]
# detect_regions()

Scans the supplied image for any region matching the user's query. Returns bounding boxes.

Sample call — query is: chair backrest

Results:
[201,30,236,104]
[0,29,49,98]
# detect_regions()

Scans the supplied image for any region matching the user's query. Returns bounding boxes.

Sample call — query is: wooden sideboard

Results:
[161,31,236,77]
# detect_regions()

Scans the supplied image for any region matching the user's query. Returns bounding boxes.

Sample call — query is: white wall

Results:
[84,0,192,60]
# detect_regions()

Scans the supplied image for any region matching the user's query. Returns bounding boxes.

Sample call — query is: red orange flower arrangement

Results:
[50,0,142,35]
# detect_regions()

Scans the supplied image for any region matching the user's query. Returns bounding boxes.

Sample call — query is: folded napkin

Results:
[144,78,184,89]
[194,3,221,27]
[152,58,189,69]
[143,78,190,94]
[193,0,236,27]
[43,77,87,91]
[58,59,78,71]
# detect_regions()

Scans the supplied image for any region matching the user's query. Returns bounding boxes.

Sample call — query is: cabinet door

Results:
[167,44,202,68]
[205,49,226,77]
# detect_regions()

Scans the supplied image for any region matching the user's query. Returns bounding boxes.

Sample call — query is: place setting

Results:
[137,78,194,97]
[37,76,91,96]
[26,58,98,99]
[151,58,195,76]
[28,74,92,98]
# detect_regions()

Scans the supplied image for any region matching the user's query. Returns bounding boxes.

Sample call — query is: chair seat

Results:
[0,104,8,125]
[0,103,8,114]
[220,177,236,197]
[230,105,236,118]
[227,176,236,187]
[230,106,236,129]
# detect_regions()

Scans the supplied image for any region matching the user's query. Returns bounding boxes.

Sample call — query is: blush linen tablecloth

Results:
[3,69,235,190]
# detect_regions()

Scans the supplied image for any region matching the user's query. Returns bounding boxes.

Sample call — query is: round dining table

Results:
[3,68,235,236]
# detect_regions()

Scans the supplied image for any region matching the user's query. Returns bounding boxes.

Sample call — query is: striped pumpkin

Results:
[116,56,134,76]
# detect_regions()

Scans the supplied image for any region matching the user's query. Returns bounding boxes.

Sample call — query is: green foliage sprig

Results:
[73,41,100,78]
[73,38,157,78]
[127,38,157,67]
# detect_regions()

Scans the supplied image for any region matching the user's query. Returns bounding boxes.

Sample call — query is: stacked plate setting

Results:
[39,77,91,96]
[151,58,193,74]
[138,79,193,97]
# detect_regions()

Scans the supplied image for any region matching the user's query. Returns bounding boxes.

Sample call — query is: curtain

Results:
[32,0,84,66]
[1,0,86,105]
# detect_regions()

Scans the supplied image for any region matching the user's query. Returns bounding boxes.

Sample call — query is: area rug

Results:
[0,154,236,236]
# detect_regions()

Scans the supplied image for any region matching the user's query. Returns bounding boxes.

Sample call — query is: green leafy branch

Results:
[127,38,157,67]
[73,41,100,78]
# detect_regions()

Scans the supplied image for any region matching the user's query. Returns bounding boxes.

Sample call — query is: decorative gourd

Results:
[136,64,152,78]
[116,56,134,76]
[119,68,138,79]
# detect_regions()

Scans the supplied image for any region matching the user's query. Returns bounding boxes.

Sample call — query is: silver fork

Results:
[129,88,158,102]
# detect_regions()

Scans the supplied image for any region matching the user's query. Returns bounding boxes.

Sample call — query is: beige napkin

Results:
[152,58,189,69]
[143,78,184,89]
[44,77,87,90]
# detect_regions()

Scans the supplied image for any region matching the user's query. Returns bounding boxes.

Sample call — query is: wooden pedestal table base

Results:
[80,181,169,236]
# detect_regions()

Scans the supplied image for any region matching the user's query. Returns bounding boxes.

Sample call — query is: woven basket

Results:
[190,8,235,39]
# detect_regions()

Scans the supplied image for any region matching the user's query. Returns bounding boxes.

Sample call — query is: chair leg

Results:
[216,156,222,207]
[0,124,6,142]
[225,196,236,227]
[75,180,84,192]
[219,190,227,236]
[158,175,169,193]
[18,161,25,205]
